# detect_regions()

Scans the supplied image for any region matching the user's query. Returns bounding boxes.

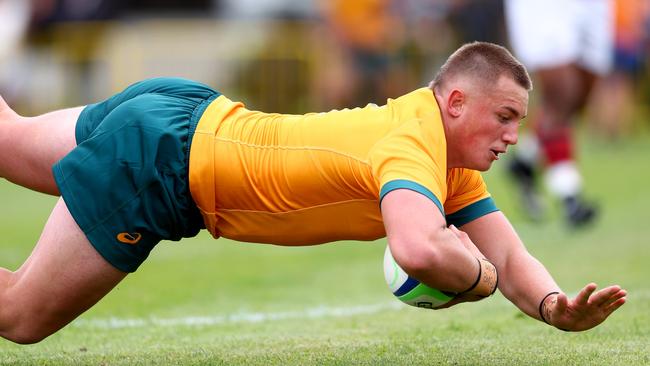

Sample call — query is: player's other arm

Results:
[461,211,627,331]
[381,188,495,296]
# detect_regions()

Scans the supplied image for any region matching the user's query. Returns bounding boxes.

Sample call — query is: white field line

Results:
[71,302,404,330]
[71,290,648,330]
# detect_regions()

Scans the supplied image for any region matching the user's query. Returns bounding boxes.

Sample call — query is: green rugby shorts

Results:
[53,77,220,272]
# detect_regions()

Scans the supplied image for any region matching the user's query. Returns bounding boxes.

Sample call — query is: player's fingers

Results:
[575,283,598,306]
[433,296,462,309]
[590,286,623,307]
[449,225,484,258]
[604,297,626,314]
[449,225,464,238]
[601,289,627,308]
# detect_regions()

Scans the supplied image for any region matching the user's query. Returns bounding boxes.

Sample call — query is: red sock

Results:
[536,126,573,165]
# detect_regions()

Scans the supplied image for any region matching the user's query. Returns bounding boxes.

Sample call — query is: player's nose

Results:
[502,124,518,145]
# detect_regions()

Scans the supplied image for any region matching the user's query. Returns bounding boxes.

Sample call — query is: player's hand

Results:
[542,283,627,331]
[433,292,485,309]
[449,225,486,259]
[434,226,496,309]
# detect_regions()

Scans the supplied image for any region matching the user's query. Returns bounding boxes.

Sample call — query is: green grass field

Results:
[0,131,649,365]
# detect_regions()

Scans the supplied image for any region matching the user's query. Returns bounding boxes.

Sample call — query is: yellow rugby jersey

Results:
[189,88,498,245]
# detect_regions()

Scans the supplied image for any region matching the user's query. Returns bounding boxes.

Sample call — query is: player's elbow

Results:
[389,238,444,280]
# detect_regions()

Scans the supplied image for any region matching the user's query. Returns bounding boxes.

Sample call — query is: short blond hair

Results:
[431,42,532,92]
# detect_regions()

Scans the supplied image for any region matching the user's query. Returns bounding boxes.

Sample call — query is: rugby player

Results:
[0,42,626,344]
[504,0,613,225]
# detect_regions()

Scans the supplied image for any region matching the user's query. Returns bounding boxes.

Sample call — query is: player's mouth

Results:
[490,149,506,160]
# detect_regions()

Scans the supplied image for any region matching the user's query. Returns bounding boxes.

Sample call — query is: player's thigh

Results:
[504,0,578,70]
[576,0,614,75]
[0,198,126,343]
[0,107,81,195]
[54,92,209,273]
[536,66,586,119]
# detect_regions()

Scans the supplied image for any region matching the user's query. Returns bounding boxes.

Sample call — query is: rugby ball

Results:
[383,245,454,309]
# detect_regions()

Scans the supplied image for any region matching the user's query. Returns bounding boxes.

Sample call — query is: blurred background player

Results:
[504,0,614,227]
[588,0,650,140]
[316,0,408,109]
[446,0,506,45]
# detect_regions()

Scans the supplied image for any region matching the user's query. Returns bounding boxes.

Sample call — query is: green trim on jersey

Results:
[379,179,444,215]
[445,197,499,227]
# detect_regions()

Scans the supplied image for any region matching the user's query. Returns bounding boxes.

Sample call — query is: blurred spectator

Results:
[30,0,122,23]
[447,0,507,44]
[588,0,650,139]
[393,0,456,94]
[30,0,212,22]
[27,0,125,107]
[127,0,211,13]
[211,0,319,113]
[0,0,31,104]
[315,0,410,108]
[504,0,614,227]
[216,0,315,19]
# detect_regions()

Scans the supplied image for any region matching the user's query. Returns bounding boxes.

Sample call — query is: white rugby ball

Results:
[383,245,454,309]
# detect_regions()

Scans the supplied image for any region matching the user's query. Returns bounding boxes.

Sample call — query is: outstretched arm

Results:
[460,211,626,331]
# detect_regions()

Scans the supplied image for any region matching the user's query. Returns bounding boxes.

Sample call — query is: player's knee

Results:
[0,300,52,344]
[2,326,49,345]
[0,311,54,344]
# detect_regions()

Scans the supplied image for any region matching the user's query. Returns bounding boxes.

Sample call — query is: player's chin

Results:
[464,155,494,171]
[472,159,493,172]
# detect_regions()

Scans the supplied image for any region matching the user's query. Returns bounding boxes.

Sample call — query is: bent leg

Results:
[0,96,82,195]
[0,198,126,344]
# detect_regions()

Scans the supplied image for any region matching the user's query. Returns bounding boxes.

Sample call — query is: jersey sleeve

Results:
[444,169,499,227]
[370,118,447,215]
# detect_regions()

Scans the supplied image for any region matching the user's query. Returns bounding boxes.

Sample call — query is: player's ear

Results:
[446,89,464,118]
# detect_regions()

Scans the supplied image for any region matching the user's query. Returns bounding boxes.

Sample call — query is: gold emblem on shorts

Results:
[117,232,142,245]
